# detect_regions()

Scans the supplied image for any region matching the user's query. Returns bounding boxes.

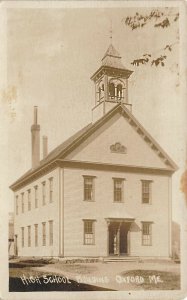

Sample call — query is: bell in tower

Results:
[91,44,133,122]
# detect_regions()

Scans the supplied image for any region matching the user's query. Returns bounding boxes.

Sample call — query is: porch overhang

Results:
[105,216,135,224]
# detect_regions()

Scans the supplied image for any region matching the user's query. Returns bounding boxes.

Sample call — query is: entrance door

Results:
[120,223,130,255]
[108,222,130,256]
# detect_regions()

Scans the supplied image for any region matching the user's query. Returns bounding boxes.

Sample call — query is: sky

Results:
[0,4,186,223]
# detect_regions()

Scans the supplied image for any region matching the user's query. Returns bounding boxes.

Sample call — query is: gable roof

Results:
[10,103,178,191]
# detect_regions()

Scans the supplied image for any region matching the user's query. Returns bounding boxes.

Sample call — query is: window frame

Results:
[142,222,152,246]
[21,227,24,248]
[42,181,46,206]
[141,180,152,204]
[16,195,19,215]
[28,225,31,247]
[34,224,38,247]
[21,193,24,213]
[28,189,31,211]
[83,176,96,202]
[34,185,38,208]
[42,222,46,246]
[49,178,53,203]
[83,219,96,245]
[49,220,53,246]
[113,178,125,203]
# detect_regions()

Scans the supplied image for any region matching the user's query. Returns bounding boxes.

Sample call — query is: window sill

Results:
[113,201,124,203]
[83,200,95,202]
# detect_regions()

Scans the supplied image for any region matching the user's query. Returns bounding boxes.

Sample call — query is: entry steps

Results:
[104,256,141,263]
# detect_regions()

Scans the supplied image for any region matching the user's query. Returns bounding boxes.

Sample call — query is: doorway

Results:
[108,222,130,256]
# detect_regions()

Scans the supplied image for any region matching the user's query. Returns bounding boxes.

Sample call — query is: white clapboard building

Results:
[10,44,177,258]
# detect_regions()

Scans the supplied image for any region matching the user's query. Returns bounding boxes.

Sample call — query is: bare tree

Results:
[122,8,179,67]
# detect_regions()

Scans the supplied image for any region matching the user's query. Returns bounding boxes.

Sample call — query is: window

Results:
[141,180,152,204]
[83,176,95,201]
[34,224,38,247]
[34,186,38,208]
[16,195,19,215]
[42,222,46,246]
[98,86,101,101]
[21,193,24,213]
[117,84,123,100]
[142,222,152,246]
[49,220,53,246]
[21,227,24,247]
[109,82,115,98]
[42,182,46,205]
[83,220,95,245]
[28,189,31,211]
[113,178,124,202]
[49,178,53,203]
[28,226,31,247]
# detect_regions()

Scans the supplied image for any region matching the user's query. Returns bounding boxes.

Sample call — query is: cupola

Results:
[91,44,133,122]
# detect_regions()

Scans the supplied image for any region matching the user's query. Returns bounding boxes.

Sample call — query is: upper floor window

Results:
[42,182,46,205]
[83,220,95,245]
[141,180,152,204]
[34,186,38,208]
[28,225,31,247]
[42,222,46,246]
[142,222,152,246]
[49,178,53,203]
[16,195,19,215]
[83,176,95,201]
[49,220,53,246]
[113,178,124,202]
[21,193,24,213]
[21,227,24,248]
[28,190,31,211]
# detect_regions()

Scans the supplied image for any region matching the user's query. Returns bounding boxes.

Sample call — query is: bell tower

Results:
[91,44,133,122]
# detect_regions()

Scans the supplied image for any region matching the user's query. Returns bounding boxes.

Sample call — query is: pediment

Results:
[63,106,177,171]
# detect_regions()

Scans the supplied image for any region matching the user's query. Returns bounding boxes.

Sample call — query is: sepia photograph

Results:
[0,1,186,299]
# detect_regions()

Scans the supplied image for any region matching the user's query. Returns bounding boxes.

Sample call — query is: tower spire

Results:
[109,20,113,44]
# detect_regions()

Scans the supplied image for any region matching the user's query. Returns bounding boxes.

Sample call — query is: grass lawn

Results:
[121,269,180,290]
[9,267,49,278]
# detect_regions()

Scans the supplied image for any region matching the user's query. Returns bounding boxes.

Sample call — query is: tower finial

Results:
[110,19,113,43]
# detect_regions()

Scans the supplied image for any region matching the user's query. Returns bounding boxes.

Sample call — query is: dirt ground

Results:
[9,258,180,291]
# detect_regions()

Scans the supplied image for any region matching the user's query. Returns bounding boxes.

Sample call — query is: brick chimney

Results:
[42,135,48,159]
[31,106,40,168]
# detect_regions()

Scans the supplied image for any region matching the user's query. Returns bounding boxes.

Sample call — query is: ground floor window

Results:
[49,220,53,246]
[142,222,152,246]
[34,224,38,247]
[28,226,31,247]
[42,222,46,246]
[21,227,24,247]
[83,220,95,245]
